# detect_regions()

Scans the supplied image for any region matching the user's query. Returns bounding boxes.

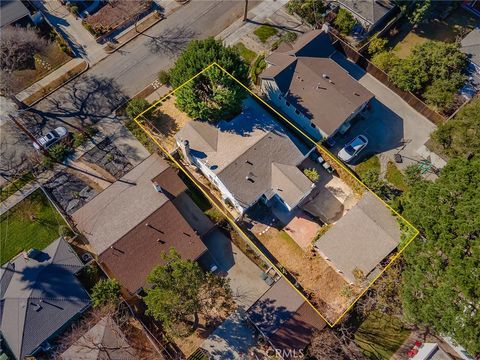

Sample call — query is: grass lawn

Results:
[392,7,478,58]
[0,172,34,203]
[9,43,72,94]
[385,161,409,192]
[233,42,257,64]
[0,189,67,264]
[254,24,278,43]
[355,155,380,179]
[355,311,411,360]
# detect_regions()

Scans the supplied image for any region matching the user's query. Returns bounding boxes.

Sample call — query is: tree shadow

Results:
[24,74,127,135]
[145,25,197,58]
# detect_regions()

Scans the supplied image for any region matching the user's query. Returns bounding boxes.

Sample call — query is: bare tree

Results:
[0,26,48,72]
[307,329,350,360]
[54,305,159,360]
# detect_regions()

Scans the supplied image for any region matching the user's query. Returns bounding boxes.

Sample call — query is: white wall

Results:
[261,78,324,142]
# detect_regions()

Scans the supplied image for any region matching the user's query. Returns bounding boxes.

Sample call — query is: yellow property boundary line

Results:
[134,62,419,327]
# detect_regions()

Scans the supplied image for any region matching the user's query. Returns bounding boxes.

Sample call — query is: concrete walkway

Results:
[33,0,107,64]
[216,0,289,46]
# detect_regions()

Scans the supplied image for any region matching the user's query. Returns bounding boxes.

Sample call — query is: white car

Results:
[33,127,68,150]
[338,135,368,162]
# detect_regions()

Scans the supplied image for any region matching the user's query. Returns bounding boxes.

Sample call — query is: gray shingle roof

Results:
[262,30,374,137]
[176,98,313,208]
[61,316,136,360]
[0,238,90,360]
[335,0,395,26]
[461,27,480,66]
[72,154,170,254]
[314,192,401,283]
[0,0,30,28]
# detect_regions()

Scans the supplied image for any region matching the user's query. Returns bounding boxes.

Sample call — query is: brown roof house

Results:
[72,154,208,296]
[260,30,374,142]
[247,278,325,357]
[314,192,401,284]
[175,98,315,216]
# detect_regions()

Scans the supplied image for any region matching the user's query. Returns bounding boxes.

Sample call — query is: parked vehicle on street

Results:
[338,135,368,162]
[33,127,68,150]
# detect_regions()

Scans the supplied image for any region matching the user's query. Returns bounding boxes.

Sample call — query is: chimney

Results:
[179,139,192,164]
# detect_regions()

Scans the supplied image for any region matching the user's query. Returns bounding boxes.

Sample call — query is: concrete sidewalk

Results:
[216,0,289,46]
[33,0,107,64]
[16,58,87,103]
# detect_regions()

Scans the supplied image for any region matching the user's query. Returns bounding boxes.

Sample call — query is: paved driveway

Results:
[201,229,270,309]
[330,53,437,170]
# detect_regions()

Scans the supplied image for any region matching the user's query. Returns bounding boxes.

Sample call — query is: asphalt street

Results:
[0,0,258,179]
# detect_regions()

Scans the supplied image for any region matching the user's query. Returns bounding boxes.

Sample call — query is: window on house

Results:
[278,94,282,100]
[295,109,300,115]
[286,101,290,107]
[311,123,316,128]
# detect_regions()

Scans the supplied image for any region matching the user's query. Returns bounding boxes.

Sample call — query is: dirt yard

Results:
[149,96,193,153]
[253,223,358,323]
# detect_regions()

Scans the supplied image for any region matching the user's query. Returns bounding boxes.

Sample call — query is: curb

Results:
[104,12,165,54]
[17,60,90,109]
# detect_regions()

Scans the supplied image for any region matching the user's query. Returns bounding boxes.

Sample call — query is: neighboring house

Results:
[331,0,396,33]
[461,27,480,74]
[260,30,374,142]
[0,238,90,360]
[72,154,208,297]
[248,278,325,355]
[175,99,315,216]
[409,342,454,360]
[0,0,33,28]
[61,316,136,360]
[314,192,401,284]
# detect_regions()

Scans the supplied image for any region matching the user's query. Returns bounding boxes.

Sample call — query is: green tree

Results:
[371,51,399,73]
[169,38,249,122]
[286,0,325,26]
[402,0,432,25]
[385,41,467,95]
[401,157,480,355]
[126,98,151,119]
[423,79,457,112]
[144,249,233,337]
[334,8,356,35]
[431,99,480,157]
[91,279,121,308]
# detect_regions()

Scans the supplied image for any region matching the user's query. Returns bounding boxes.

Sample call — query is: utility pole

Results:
[243,0,248,22]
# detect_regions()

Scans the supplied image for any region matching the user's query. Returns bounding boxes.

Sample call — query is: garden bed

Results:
[0,188,68,264]
[83,0,152,38]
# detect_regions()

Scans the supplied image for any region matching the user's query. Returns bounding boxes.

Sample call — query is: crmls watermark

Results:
[266,347,305,359]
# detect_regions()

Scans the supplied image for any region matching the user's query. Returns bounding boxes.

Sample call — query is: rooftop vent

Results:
[152,182,163,193]
[246,172,256,183]
[322,74,329,79]
[245,160,253,165]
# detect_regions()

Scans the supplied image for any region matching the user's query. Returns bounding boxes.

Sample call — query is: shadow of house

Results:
[0,238,90,360]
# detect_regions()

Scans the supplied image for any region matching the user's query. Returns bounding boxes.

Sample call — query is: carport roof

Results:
[314,192,401,283]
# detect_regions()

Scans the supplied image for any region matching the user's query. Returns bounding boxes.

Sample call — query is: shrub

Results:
[158,69,170,85]
[334,8,356,35]
[91,279,121,308]
[368,36,388,56]
[48,143,73,162]
[372,51,399,72]
[286,0,325,26]
[126,98,151,119]
[250,55,267,85]
[303,168,320,182]
[282,31,298,44]
[73,132,86,147]
[58,224,74,237]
